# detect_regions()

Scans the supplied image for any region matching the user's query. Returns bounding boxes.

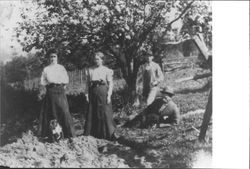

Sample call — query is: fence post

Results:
[199,88,212,142]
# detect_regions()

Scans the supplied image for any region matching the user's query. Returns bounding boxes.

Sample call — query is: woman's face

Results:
[94,55,103,66]
[146,55,154,63]
[49,53,58,64]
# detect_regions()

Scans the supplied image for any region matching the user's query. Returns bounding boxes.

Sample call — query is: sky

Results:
[0,0,30,63]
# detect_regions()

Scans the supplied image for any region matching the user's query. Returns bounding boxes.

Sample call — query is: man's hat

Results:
[146,50,153,57]
[160,86,175,96]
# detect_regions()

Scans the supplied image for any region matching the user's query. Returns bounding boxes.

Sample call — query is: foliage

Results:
[16,0,211,100]
[181,1,212,49]
[3,53,43,83]
[4,56,28,82]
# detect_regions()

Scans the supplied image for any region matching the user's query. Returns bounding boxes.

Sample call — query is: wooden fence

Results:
[23,68,123,90]
[22,57,196,91]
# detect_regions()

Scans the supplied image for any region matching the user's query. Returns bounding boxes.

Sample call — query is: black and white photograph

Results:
[0,0,248,168]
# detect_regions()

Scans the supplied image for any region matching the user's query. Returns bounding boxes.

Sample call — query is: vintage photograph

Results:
[0,0,213,168]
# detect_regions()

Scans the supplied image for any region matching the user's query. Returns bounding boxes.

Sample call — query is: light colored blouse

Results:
[40,63,69,86]
[85,65,114,96]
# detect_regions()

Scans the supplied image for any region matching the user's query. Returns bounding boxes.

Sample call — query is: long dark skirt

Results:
[38,86,75,141]
[84,85,116,140]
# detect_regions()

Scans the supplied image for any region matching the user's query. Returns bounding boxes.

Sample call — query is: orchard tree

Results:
[16,0,211,101]
[181,1,212,47]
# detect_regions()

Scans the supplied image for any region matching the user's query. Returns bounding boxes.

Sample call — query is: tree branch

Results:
[167,0,195,30]
[156,0,195,46]
[127,9,163,58]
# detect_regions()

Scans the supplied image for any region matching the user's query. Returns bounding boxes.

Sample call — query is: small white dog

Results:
[49,119,64,142]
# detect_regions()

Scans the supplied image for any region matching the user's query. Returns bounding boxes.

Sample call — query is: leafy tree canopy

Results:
[16,0,211,100]
[16,0,211,66]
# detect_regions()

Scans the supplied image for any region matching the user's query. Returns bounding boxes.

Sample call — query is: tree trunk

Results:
[109,46,142,104]
[199,88,212,141]
[127,76,137,103]
[118,56,141,104]
[123,62,139,103]
[155,55,163,71]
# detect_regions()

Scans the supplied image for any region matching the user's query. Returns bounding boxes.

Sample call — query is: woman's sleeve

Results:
[106,68,114,97]
[40,69,48,86]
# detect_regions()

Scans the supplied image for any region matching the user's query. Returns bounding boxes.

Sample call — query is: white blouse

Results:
[40,63,69,86]
[85,65,113,96]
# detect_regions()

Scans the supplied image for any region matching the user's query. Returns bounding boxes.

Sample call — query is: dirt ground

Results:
[0,109,212,168]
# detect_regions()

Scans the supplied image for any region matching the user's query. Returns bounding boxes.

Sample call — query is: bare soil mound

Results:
[0,132,129,168]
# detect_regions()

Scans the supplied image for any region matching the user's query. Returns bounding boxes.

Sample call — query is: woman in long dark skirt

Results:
[38,49,75,142]
[84,52,118,141]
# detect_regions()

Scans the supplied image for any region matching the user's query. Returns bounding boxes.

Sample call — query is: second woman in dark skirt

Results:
[84,52,118,141]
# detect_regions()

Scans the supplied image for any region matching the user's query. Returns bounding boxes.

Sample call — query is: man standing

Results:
[136,51,164,106]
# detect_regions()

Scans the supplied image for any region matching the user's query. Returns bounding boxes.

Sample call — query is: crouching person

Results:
[123,86,180,128]
[154,86,180,126]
